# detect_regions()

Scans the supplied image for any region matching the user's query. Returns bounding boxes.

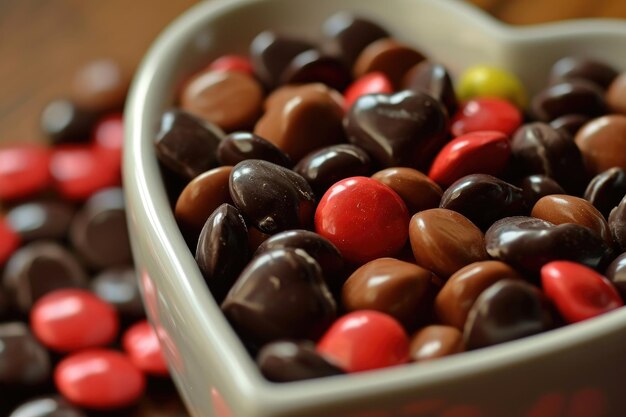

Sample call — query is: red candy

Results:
[541,261,624,323]
[315,176,409,264]
[344,72,393,111]
[317,310,409,373]
[451,97,522,137]
[0,143,52,201]
[93,113,124,161]
[31,289,120,352]
[208,55,255,76]
[122,320,169,376]
[0,216,21,266]
[428,131,511,187]
[55,349,146,409]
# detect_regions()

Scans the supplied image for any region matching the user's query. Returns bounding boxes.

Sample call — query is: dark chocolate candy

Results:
[155,109,225,180]
[531,80,607,122]
[346,90,448,170]
[403,61,458,116]
[549,114,590,138]
[294,144,371,196]
[584,167,626,219]
[439,174,527,230]
[217,132,292,168]
[40,99,96,145]
[196,204,249,302]
[280,50,351,92]
[0,322,50,386]
[8,395,86,417]
[229,160,316,234]
[221,248,336,347]
[609,196,626,252]
[464,279,555,350]
[606,252,626,300]
[0,287,8,319]
[521,175,565,207]
[257,340,343,382]
[549,57,618,90]
[6,200,75,242]
[90,266,145,319]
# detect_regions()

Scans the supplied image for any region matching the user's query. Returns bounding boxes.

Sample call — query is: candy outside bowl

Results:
[123,0,626,416]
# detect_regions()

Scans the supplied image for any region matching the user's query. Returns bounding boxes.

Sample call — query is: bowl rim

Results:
[124,0,626,412]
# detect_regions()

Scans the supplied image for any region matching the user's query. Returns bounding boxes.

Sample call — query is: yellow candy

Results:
[457,65,528,109]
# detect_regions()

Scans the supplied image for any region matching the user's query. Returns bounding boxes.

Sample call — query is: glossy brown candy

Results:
[3,242,88,313]
[439,174,527,231]
[40,99,96,145]
[257,340,344,382]
[71,59,129,112]
[181,70,264,132]
[155,109,225,180]
[403,61,458,117]
[196,204,249,302]
[294,144,371,195]
[549,57,618,90]
[584,167,626,219]
[346,90,448,170]
[90,266,145,320]
[342,258,435,326]
[221,248,336,347]
[229,160,316,234]
[511,122,588,194]
[549,114,590,138]
[410,325,464,362]
[521,175,565,207]
[371,167,442,214]
[609,196,626,252]
[280,50,351,92]
[435,261,524,329]
[532,195,612,245]
[464,279,555,350]
[254,83,345,161]
[6,200,75,242]
[607,72,626,114]
[0,322,50,386]
[353,38,425,88]
[485,216,611,274]
[217,132,292,168]
[322,12,390,67]
[409,209,488,279]
[530,80,607,122]
[8,396,87,417]
[250,31,315,88]
[0,287,8,319]
[575,115,626,175]
[606,253,626,299]
[175,166,234,238]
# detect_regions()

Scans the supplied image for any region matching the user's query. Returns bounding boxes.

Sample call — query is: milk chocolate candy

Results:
[40,99,96,145]
[575,115,626,175]
[217,132,292,168]
[607,72,626,114]
[584,167,626,219]
[549,57,618,90]
[0,322,50,386]
[353,38,425,88]
[6,200,75,242]
[372,167,442,214]
[71,59,129,112]
[410,325,464,362]
[9,396,86,417]
[90,266,145,320]
[531,80,607,122]
[403,61,458,117]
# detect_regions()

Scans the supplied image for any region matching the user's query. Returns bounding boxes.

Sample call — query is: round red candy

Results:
[317,310,409,373]
[344,72,393,111]
[428,131,511,187]
[541,261,624,323]
[93,113,124,161]
[122,320,169,376]
[315,176,409,264]
[451,97,522,137]
[55,349,145,409]
[208,55,254,76]
[31,288,120,352]
[0,143,52,201]
[0,216,21,266]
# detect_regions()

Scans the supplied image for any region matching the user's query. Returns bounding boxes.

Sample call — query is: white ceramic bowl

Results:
[124,1,626,416]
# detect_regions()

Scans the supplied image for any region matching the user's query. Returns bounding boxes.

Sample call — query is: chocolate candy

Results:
[294,144,371,195]
[584,167,626,219]
[549,57,618,90]
[90,266,145,319]
[229,160,315,234]
[342,258,435,326]
[371,167,442,214]
[70,187,132,268]
[609,196,626,251]
[70,59,129,112]
[249,31,315,88]
[521,175,565,207]
[0,322,50,385]
[456,65,527,108]
[606,253,626,299]
[435,261,524,329]
[531,80,607,122]
[440,174,526,231]
[216,132,291,168]
[0,144,52,201]
[254,83,346,161]
[531,194,612,245]
[346,90,448,170]
[3,241,88,313]
[40,99,96,145]
[403,61,457,117]
[607,72,626,114]
[485,216,611,274]
[181,70,264,132]
[195,204,249,302]
[280,50,351,91]
[511,122,588,194]
[221,248,335,347]
[464,279,555,350]
[8,396,87,417]
[257,340,344,382]
[409,209,488,279]
[353,38,425,88]
[575,115,626,175]
[154,109,225,180]
[6,201,75,242]
[549,113,590,138]
[450,97,522,137]
[409,325,464,362]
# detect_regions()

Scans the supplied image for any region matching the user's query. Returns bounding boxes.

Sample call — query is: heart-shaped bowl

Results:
[124,0,626,416]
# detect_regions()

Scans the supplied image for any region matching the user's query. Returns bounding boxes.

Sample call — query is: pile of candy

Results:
[0,60,187,416]
[154,11,626,382]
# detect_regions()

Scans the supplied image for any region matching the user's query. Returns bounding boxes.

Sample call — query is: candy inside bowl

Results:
[124,0,626,416]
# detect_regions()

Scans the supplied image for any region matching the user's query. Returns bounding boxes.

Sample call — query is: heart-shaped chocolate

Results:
[345,90,448,170]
